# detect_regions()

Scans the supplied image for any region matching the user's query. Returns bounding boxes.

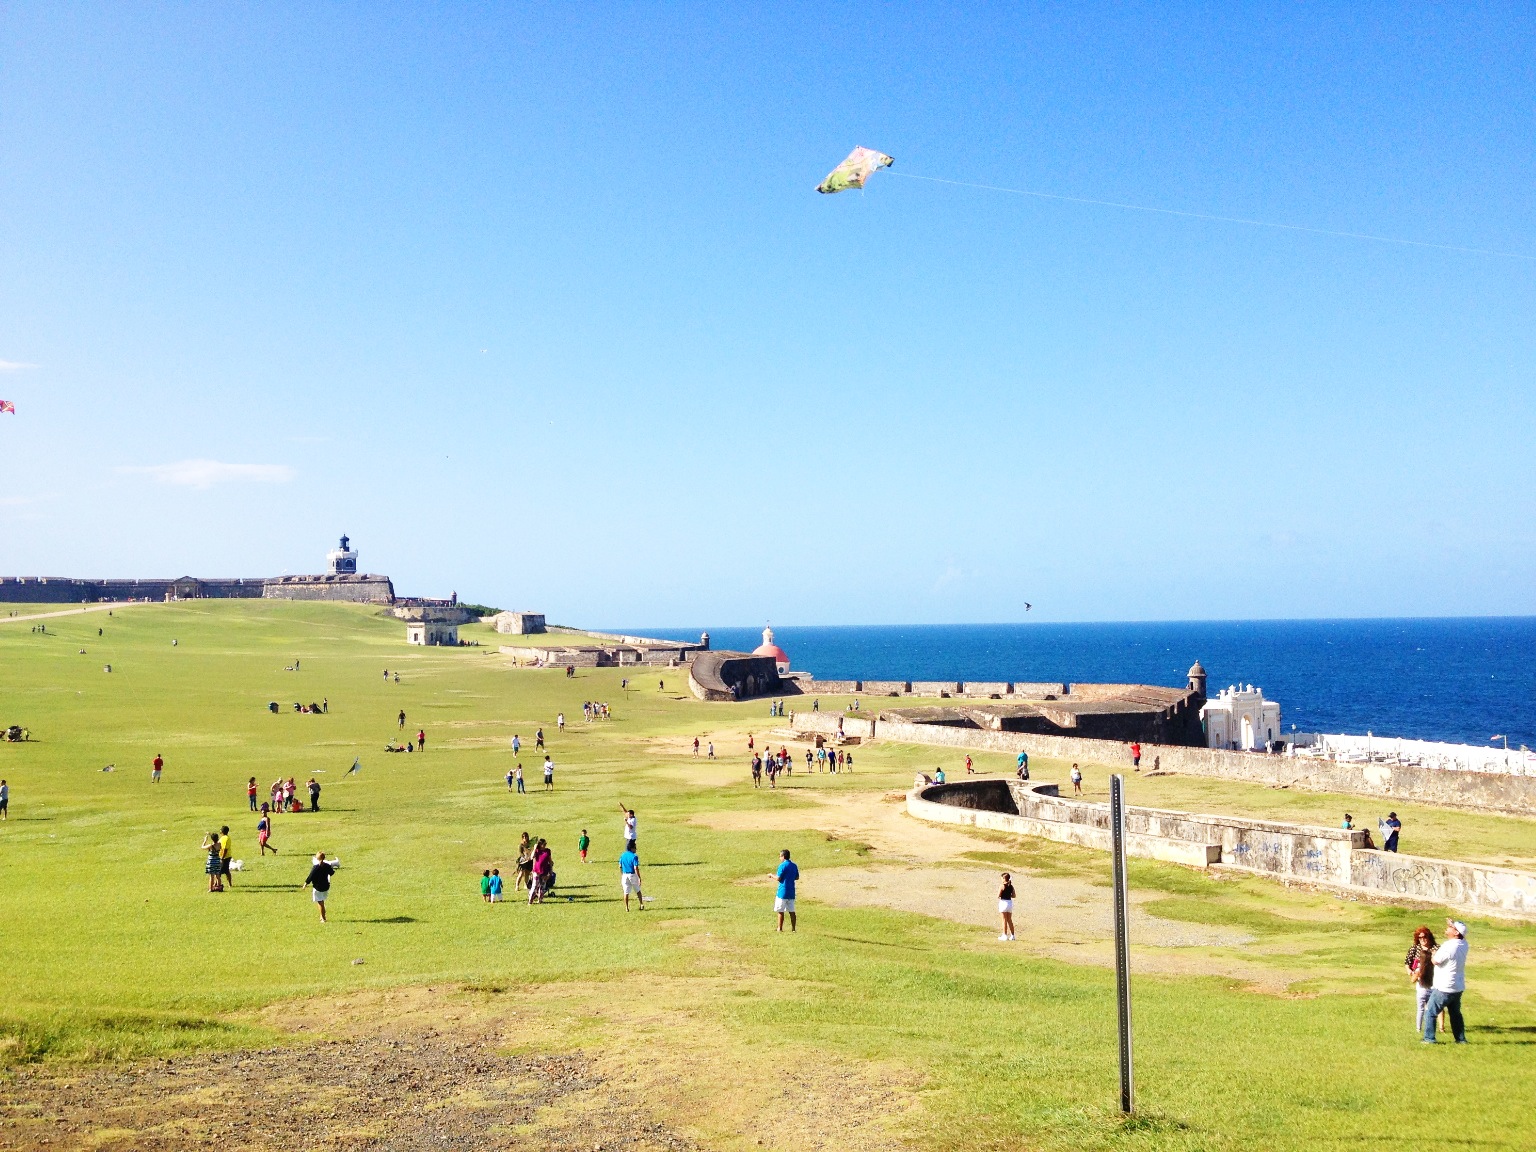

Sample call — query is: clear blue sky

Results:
[1,4,1531,625]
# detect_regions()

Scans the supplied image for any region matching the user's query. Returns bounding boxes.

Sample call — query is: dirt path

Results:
[0,602,145,625]
[694,789,1310,991]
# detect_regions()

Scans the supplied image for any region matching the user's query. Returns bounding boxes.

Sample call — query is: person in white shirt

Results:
[618,804,637,845]
[1422,918,1469,1043]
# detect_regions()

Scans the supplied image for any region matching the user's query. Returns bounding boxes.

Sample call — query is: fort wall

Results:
[846,714,1536,816]
[910,780,1536,917]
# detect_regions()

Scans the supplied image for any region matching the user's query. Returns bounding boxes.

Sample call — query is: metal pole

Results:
[1110,773,1134,1114]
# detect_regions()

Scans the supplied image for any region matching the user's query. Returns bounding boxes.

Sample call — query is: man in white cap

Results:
[1422,918,1468,1043]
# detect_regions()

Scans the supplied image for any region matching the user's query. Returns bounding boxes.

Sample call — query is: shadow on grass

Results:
[354,915,419,924]
[648,861,704,867]
[820,933,930,951]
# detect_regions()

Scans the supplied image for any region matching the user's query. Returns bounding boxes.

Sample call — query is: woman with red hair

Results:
[1405,925,1442,1033]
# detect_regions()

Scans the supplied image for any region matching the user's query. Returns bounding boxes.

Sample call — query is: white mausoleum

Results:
[407,621,458,646]
[1201,684,1281,751]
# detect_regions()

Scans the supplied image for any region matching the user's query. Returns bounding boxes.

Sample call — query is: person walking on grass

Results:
[303,851,335,922]
[619,804,637,846]
[620,839,645,910]
[308,777,321,812]
[202,831,224,892]
[416,729,425,752]
[398,709,406,730]
[1422,919,1469,1043]
[152,753,163,783]
[515,763,525,793]
[512,733,521,756]
[578,829,590,863]
[543,755,554,791]
[528,838,552,904]
[219,825,235,887]
[693,736,700,756]
[515,833,533,891]
[998,873,1016,941]
[0,778,9,820]
[774,850,799,932]
[258,806,276,855]
[506,767,515,792]
[1070,764,1082,794]
[708,741,715,760]
[557,712,565,732]
[247,777,259,812]
[535,728,544,751]
[481,869,493,902]
[489,868,503,902]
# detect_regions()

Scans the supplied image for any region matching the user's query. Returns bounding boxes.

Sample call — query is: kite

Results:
[347,757,361,775]
[817,147,894,194]
[0,401,14,414]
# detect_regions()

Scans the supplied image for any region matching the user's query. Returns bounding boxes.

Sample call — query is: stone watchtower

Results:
[327,535,359,576]
[1187,659,1207,699]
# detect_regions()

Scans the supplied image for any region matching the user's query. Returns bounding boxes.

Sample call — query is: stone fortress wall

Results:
[910,779,1536,918]
[788,709,1536,816]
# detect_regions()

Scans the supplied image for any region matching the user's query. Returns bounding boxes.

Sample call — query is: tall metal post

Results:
[1110,773,1134,1114]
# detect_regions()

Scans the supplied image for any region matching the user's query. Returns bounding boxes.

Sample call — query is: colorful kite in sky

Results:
[817,146,894,194]
[0,401,14,414]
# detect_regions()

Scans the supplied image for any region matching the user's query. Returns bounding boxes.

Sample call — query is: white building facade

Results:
[1201,684,1281,752]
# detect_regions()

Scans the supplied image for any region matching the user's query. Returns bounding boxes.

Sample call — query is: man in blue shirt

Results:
[619,839,645,911]
[775,849,800,932]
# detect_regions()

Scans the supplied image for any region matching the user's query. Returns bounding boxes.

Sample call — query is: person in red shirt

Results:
[965,755,974,775]
[1130,742,1142,768]
[151,754,164,783]
[247,777,258,811]
[417,729,425,752]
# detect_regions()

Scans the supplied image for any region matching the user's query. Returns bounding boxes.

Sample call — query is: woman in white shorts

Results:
[997,873,1016,941]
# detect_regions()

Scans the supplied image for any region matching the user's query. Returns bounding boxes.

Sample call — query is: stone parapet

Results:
[910,779,1536,918]
[862,715,1536,817]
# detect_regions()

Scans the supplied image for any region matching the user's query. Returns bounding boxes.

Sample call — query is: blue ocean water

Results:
[628,619,1536,748]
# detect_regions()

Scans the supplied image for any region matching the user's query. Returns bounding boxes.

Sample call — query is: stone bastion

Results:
[908,778,1536,919]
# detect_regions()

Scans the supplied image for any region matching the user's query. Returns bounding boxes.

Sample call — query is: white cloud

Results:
[0,360,38,372]
[119,459,295,489]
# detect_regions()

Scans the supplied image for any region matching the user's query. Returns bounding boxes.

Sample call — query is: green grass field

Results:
[1,601,1534,1150]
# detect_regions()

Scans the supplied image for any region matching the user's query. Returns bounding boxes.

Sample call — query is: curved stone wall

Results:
[907,778,1536,918]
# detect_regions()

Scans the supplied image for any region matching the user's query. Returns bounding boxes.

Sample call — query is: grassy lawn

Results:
[1,601,1534,1150]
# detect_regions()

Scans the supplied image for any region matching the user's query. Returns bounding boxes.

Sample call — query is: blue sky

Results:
[1,4,1532,625]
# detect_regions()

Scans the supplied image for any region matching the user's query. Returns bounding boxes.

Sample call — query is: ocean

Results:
[626,618,1536,749]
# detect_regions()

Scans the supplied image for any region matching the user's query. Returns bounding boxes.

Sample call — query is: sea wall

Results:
[852,715,1536,817]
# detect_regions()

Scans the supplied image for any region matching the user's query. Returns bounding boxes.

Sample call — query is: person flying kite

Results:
[817,147,894,194]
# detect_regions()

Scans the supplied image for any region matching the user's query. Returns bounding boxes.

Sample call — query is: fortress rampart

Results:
[788,710,1536,816]
[908,779,1536,918]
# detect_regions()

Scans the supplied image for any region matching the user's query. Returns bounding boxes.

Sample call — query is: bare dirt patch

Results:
[0,980,919,1152]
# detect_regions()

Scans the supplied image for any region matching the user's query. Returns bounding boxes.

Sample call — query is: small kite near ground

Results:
[0,401,14,414]
[817,146,894,194]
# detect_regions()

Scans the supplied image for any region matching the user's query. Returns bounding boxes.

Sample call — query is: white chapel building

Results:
[1201,684,1281,752]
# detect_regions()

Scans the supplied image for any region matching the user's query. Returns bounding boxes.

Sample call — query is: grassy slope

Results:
[0,601,1533,1151]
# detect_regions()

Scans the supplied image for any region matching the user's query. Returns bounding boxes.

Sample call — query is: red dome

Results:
[753,626,789,668]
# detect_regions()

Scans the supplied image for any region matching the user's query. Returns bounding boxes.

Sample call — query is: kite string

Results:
[885,171,1534,261]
